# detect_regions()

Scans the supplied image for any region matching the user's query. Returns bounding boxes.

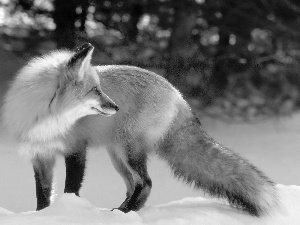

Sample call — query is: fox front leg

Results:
[64,140,87,196]
[32,156,56,210]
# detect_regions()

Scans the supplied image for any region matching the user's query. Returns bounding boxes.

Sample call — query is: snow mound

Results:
[0,184,299,225]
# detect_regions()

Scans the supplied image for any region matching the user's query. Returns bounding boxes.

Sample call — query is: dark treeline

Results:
[1,0,300,119]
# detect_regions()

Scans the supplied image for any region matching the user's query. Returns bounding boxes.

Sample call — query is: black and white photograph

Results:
[0,0,299,224]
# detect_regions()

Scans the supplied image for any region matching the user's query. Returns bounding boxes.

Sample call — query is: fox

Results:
[1,43,277,216]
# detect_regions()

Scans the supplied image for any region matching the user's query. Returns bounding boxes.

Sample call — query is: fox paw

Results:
[111,207,131,213]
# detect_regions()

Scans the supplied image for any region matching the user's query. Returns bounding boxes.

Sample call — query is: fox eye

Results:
[92,87,102,96]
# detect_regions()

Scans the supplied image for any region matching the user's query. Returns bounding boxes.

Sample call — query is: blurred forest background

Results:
[1,0,300,121]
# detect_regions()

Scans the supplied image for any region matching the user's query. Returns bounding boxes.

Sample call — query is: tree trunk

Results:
[209,28,230,96]
[53,0,78,49]
[124,2,144,43]
[79,0,88,32]
[166,2,197,86]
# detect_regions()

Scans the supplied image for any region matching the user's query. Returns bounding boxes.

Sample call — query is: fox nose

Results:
[101,102,119,111]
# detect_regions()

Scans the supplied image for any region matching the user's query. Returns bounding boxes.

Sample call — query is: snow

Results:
[0,184,299,225]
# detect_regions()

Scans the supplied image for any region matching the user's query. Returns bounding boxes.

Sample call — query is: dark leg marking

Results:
[32,156,56,211]
[64,142,87,196]
[117,150,152,213]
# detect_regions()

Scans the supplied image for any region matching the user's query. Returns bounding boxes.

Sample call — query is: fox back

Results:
[73,65,187,149]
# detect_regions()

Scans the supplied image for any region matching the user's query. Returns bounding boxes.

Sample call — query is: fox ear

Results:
[67,43,94,81]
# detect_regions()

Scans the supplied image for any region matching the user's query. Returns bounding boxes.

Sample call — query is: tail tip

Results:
[255,184,279,216]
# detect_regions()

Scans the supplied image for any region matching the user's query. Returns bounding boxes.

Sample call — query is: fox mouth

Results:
[91,107,111,116]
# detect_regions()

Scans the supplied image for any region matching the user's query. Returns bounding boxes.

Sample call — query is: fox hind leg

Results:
[107,149,135,199]
[64,141,87,196]
[108,145,152,213]
[32,156,56,210]
[122,151,152,213]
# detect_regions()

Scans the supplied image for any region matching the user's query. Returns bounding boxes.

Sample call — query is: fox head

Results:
[2,43,118,143]
[50,43,119,117]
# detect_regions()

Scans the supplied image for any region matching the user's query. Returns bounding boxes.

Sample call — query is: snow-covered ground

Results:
[0,184,299,225]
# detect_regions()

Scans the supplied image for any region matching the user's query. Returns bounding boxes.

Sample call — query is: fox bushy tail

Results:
[158,108,277,216]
